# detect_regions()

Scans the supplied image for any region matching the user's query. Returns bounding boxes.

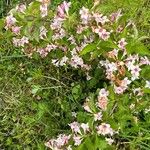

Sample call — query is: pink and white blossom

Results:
[57,1,71,18]
[94,112,102,121]
[39,26,48,39]
[81,123,89,133]
[99,88,109,98]
[118,38,127,49]
[79,7,91,24]
[5,14,17,29]
[93,13,109,25]
[69,122,81,134]
[16,4,26,13]
[40,4,48,17]
[97,123,114,136]
[73,136,82,146]
[105,138,114,145]
[11,26,21,35]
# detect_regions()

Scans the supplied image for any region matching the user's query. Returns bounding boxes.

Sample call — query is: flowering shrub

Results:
[1,0,150,149]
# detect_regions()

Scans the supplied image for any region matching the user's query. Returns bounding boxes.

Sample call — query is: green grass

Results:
[0,0,150,149]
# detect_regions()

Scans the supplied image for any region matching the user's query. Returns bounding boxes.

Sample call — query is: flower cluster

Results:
[3,0,150,149]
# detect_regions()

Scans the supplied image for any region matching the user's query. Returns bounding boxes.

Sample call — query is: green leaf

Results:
[84,136,95,150]
[80,43,96,55]
[143,88,150,94]
[141,66,150,80]
[126,40,150,56]
[72,84,82,100]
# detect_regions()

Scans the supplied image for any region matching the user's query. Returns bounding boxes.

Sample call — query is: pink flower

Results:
[99,88,109,98]
[12,36,29,47]
[45,44,57,52]
[93,13,109,25]
[140,56,150,65]
[45,139,57,150]
[97,97,108,111]
[20,36,29,46]
[11,26,21,35]
[94,112,102,121]
[50,16,64,30]
[69,122,81,133]
[79,7,91,24]
[120,77,131,88]
[57,1,71,18]
[83,101,92,113]
[118,38,127,49]
[45,134,70,149]
[114,85,125,94]
[110,9,122,22]
[94,28,110,40]
[40,4,48,17]
[16,4,26,13]
[5,14,16,29]
[73,136,82,146]
[56,134,70,148]
[37,48,48,57]
[97,123,114,136]
[130,65,141,81]
[70,55,84,68]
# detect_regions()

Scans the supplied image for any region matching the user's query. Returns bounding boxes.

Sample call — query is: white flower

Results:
[145,107,150,114]
[93,13,109,25]
[133,88,143,96]
[94,112,102,121]
[67,145,72,150]
[45,44,57,52]
[52,59,59,67]
[105,138,114,145]
[99,88,109,98]
[69,122,81,133]
[145,81,150,89]
[81,123,89,133]
[121,77,131,88]
[83,101,92,113]
[140,56,150,65]
[73,136,82,146]
[59,56,68,66]
[50,16,64,30]
[107,62,118,72]
[130,65,141,80]
[79,7,91,24]
[114,85,125,94]
[70,55,84,68]
[39,26,47,39]
[71,112,77,117]
[97,123,114,136]
[57,1,71,18]
[56,134,70,148]
[40,4,48,17]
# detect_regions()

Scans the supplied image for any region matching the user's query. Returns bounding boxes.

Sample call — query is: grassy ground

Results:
[0,0,150,149]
